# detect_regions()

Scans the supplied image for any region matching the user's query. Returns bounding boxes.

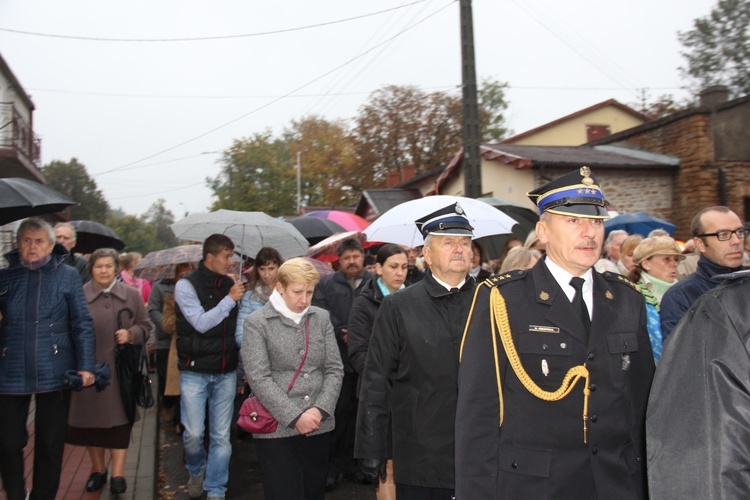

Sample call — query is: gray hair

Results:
[604,230,628,249]
[53,222,77,240]
[17,218,55,246]
[88,248,120,277]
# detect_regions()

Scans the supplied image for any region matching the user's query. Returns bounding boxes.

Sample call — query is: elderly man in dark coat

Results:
[356,203,476,499]
[647,269,750,499]
[456,168,655,499]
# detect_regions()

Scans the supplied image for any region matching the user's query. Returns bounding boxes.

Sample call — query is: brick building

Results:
[588,86,750,240]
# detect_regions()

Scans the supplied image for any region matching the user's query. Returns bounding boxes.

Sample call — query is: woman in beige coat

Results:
[67,248,153,494]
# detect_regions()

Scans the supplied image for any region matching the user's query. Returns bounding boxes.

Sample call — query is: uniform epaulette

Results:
[482,269,527,288]
[602,271,638,291]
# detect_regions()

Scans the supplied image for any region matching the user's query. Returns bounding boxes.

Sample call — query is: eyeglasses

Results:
[697,228,749,241]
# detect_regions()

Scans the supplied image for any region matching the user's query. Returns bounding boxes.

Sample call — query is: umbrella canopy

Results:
[0,177,76,225]
[305,210,370,232]
[604,212,676,237]
[364,195,518,247]
[70,220,125,253]
[476,197,540,259]
[170,209,309,260]
[133,244,242,280]
[301,256,335,277]
[307,231,380,263]
[287,216,346,245]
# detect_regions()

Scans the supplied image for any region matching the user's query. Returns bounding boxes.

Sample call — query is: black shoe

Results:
[85,471,108,492]
[110,476,127,494]
[325,472,342,491]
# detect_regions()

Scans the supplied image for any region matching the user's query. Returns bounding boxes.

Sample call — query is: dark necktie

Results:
[570,277,591,333]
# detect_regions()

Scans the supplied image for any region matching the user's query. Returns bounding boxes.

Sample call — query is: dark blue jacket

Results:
[0,244,95,394]
[660,255,743,341]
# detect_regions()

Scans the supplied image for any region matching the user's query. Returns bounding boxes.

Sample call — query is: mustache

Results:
[576,240,599,250]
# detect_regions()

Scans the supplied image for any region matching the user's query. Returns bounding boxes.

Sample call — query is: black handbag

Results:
[135,332,155,409]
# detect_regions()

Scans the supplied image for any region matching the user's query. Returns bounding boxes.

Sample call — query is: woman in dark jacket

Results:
[347,244,408,500]
[67,248,153,494]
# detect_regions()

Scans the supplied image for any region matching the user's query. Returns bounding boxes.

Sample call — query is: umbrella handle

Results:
[117,307,134,330]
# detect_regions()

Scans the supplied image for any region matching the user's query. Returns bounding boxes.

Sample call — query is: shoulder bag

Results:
[238,318,310,434]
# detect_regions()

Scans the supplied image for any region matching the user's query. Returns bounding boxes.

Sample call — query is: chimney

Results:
[700,85,729,108]
[386,171,401,188]
[401,164,416,182]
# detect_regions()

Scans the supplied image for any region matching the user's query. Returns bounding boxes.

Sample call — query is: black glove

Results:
[360,458,387,483]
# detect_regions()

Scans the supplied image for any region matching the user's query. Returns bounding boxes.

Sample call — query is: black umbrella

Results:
[475,198,540,260]
[113,307,140,424]
[287,216,346,245]
[0,177,76,225]
[70,220,125,253]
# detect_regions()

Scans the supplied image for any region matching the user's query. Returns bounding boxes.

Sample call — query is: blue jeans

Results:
[180,370,236,497]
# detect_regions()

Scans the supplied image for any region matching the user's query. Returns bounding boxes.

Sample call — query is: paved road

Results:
[158,397,376,500]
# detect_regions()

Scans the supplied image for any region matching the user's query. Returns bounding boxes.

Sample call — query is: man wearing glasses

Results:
[660,206,746,340]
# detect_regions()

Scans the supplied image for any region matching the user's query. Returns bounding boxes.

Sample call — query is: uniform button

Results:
[511,461,518,469]
[589,384,597,392]
[299,350,305,356]
[542,344,548,350]
[303,395,310,402]
[303,373,310,379]
[590,415,598,422]
[623,342,628,349]
[592,446,598,455]
[587,352,595,361]
[560,343,567,349]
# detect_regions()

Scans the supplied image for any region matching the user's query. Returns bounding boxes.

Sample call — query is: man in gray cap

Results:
[456,168,654,499]
[355,202,476,500]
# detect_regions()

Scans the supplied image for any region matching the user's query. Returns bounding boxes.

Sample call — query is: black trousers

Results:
[254,432,330,500]
[327,371,358,477]
[0,390,71,500]
[396,482,455,500]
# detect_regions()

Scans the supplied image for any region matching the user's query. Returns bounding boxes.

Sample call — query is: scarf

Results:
[250,282,272,305]
[376,277,405,297]
[269,288,308,324]
[640,271,675,303]
[120,269,144,294]
[20,254,52,271]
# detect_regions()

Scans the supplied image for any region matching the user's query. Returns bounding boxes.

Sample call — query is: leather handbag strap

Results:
[287,318,310,391]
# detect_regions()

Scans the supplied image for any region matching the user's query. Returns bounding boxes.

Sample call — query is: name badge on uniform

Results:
[529,325,560,334]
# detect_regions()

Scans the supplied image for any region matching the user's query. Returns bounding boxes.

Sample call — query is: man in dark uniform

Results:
[356,203,477,500]
[456,168,655,499]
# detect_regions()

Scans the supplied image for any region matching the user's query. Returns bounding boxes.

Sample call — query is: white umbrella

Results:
[364,195,519,247]
[170,209,309,260]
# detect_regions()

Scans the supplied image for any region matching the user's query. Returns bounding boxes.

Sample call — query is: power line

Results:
[96,1,455,176]
[0,1,428,42]
[107,181,206,200]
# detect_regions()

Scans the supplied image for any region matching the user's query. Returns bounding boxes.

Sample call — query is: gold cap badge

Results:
[580,166,593,186]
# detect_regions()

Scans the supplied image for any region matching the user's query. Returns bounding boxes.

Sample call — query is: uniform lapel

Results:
[531,262,588,345]
[590,272,617,344]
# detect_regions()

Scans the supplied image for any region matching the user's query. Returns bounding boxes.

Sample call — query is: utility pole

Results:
[296,152,302,215]
[460,0,482,198]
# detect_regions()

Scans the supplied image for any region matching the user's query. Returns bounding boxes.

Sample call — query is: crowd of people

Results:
[2,166,750,499]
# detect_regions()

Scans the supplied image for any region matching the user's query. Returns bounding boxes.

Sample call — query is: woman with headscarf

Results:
[628,236,685,362]
[67,248,153,494]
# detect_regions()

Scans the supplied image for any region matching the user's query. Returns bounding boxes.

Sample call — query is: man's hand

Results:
[360,458,387,483]
[294,408,323,435]
[228,281,246,301]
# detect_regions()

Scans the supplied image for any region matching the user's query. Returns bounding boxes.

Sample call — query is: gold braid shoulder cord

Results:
[460,285,591,443]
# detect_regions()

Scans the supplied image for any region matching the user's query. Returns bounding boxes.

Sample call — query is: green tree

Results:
[208,131,297,216]
[479,77,512,141]
[106,213,159,254]
[678,0,750,97]
[144,198,179,249]
[353,78,511,185]
[42,158,110,222]
[282,116,360,208]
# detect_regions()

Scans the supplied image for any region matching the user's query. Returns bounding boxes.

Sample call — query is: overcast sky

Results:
[0,0,715,219]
